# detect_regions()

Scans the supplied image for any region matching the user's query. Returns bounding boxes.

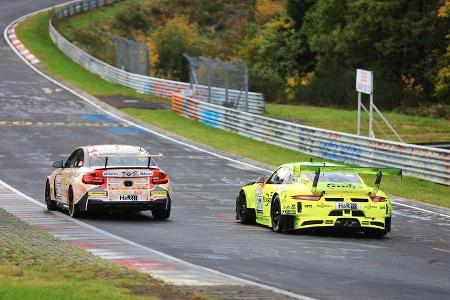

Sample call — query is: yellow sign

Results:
[88,191,107,197]
[150,190,167,197]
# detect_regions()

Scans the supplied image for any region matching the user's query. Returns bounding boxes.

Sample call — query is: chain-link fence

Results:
[184,54,249,111]
[111,35,149,75]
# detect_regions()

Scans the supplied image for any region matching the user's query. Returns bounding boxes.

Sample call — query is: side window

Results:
[283,169,295,184]
[267,167,290,184]
[74,150,84,167]
[65,149,83,168]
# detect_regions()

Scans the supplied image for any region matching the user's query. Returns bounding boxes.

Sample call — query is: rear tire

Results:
[236,191,255,224]
[68,187,81,218]
[45,181,57,211]
[152,197,171,220]
[271,195,289,233]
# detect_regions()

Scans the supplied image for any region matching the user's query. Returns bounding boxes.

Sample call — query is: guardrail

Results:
[50,0,265,114]
[172,93,450,185]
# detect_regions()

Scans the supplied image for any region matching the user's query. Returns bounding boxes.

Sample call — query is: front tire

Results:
[152,196,171,220]
[236,191,255,224]
[45,181,57,211]
[68,187,81,218]
[271,195,289,233]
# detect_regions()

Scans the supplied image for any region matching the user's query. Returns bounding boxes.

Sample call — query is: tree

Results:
[301,0,449,108]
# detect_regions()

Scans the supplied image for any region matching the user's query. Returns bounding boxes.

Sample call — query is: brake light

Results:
[291,195,321,201]
[371,196,386,202]
[82,171,105,185]
[151,171,169,184]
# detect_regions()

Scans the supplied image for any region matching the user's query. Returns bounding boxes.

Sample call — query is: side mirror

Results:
[53,160,64,168]
[256,176,265,184]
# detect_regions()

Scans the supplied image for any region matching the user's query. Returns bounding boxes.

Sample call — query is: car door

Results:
[60,149,82,203]
[259,167,290,217]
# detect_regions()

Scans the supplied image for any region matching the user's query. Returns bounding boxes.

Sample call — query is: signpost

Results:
[355,69,403,142]
[356,69,374,137]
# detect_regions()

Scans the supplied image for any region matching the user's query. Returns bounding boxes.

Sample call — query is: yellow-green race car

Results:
[235,162,402,236]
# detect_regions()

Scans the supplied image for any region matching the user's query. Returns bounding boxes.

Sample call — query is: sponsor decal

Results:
[316,203,332,209]
[122,171,138,177]
[362,221,369,225]
[304,204,313,208]
[326,183,358,189]
[325,220,333,224]
[103,171,119,177]
[88,191,107,197]
[54,175,62,198]
[140,170,153,176]
[256,185,263,213]
[150,190,167,197]
[118,194,138,201]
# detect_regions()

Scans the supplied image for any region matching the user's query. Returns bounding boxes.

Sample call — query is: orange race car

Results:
[45,145,171,219]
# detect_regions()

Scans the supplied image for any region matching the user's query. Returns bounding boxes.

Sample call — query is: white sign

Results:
[356,69,373,94]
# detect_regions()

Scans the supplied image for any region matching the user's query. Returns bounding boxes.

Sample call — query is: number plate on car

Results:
[117,194,139,201]
[336,202,359,210]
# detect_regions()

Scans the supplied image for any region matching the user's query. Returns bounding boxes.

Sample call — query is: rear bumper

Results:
[84,198,168,212]
[77,193,169,212]
[292,216,391,232]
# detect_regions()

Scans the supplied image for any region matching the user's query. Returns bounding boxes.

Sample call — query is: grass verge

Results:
[0,209,200,300]
[15,11,450,208]
[265,103,450,144]
[16,10,162,102]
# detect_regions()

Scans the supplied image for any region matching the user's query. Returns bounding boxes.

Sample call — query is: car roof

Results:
[82,145,149,155]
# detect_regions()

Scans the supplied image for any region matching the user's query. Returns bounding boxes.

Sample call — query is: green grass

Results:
[0,210,199,300]
[16,10,162,102]
[266,103,450,144]
[15,11,450,208]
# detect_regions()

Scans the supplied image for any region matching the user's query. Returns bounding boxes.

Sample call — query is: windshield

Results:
[304,172,361,183]
[89,153,157,168]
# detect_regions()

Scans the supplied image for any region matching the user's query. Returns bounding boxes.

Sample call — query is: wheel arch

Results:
[241,185,256,209]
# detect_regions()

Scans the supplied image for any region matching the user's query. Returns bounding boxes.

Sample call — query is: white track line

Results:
[393,202,450,219]
[2,3,449,297]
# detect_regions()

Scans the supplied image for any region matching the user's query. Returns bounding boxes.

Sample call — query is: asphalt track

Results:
[1,1,450,299]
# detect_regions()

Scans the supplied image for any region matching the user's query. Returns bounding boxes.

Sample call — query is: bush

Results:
[154,18,201,81]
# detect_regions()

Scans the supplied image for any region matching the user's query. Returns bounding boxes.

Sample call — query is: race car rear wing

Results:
[293,165,402,195]
[99,153,164,168]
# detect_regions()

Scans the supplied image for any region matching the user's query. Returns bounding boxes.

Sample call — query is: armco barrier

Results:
[49,0,265,114]
[172,93,450,185]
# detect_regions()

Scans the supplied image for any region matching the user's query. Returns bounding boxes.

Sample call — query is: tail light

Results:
[291,195,321,201]
[82,171,105,185]
[371,196,386,202]
[151,171,169,184]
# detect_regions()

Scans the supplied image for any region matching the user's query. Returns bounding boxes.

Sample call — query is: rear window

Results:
[89,153,157,168]
[304,172,361,183]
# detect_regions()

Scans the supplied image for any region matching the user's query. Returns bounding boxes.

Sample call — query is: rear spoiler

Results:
[100,153,164,168]
[293,165,402,195]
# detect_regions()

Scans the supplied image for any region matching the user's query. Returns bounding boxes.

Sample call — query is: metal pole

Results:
[357,92,361,135]
[225,67,229,106]
[369,93,373,138]
[244,67,249,112]
[207,65,211,103]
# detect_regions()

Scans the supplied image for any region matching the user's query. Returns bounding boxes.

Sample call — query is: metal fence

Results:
[51,0,265,113]
[184,54,249,111]
[112,35,149,76]
[172,93,450,185]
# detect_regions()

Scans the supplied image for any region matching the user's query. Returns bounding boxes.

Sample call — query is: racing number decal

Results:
[256,185,263,213]
[54,175,62,199]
